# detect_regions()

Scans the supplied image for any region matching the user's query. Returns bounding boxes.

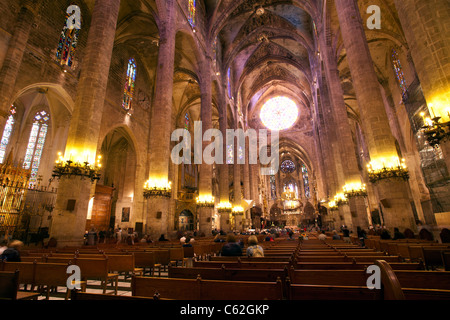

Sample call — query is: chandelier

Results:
[367,157,409,184]
[343,182,367,198]
[420,112,450,148]
[232,206,244,215]
[334,193,348,206]
[143,178,172,199]
[52,153,101,182]
[217,202,232,213]
[196,195,215,208]
[328,200,339,211]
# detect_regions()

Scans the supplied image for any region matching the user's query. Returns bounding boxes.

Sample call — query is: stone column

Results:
[335,0,415,232]
[0,1,38,131]
[197,57,214,236]
[320,37,370,230]
[218,89,231,232]
[316,74,354,230]
[233,130,243,230]
[393,0,450,171]
[50,0,121,246]
[145,1,176,240]
[242,141,251,228]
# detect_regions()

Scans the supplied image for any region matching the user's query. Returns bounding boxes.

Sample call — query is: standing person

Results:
[220,234,243,256]
[115,228,122,244]
[357,226,367,247]
[342,226,351,243]
[87,226,98,246]
[246,235,264,257]
[0,240,24,262]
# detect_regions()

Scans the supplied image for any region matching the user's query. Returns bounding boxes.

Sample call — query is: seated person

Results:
[332,230,341,240]
[246,235,264,257]
[183,237,193,247]
[318,231,327,241]
[220,234,242,256]
[0,240,23,262]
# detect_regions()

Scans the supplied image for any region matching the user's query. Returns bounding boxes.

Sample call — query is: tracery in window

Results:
[23,111,50,183]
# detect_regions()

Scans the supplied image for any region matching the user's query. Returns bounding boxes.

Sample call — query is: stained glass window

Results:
[302,164,310,198]
[270,175,277,200]
[56,6,81,68]
[122,59,137,112]
[281,160,296,174]
[213,37,218,69]
[260,96,299,131]
[188,0,196,28]
[226,144,243,164]
[23,111,50,183]
[227,68,232,98]
[392,49,408,97]
[185,113,190,130]
[0,106,17,164]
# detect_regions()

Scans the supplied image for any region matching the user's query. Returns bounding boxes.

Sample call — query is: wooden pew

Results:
[33,262,86,300]
[169,248,184,266]
[70,290,166,301]
[106,254,144,278]
[131,275,284,300]
[133,251,158,276]
[74,258,119,294]
[1,261,37,290]
[295,261,424,270]
[193,260,291,269]
[168,265,288,283]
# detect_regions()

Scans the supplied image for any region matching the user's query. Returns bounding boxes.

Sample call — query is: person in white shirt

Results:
[318,231,327,241]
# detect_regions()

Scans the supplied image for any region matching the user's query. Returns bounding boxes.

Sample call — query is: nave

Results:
[1,230,449,301]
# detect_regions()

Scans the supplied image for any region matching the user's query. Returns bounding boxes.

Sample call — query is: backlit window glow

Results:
[260,96,298,131]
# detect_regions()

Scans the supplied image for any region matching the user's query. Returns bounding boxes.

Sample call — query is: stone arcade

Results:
[0,0,449,246]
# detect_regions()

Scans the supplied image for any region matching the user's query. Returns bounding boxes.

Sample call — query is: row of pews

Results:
[1,234,449,300]
[0,240,225,300]
[73,234,450,300]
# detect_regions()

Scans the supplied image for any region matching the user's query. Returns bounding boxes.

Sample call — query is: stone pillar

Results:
[50,0,121,246]
[218,89,231,232]
[335,0,415,232]
[242,141,251,228]
[233,133,243,230]
[320,36,370,230]
[197,57,214,236]
[0,1,37,131]
[145,1,176,240]
[394,0,450,171]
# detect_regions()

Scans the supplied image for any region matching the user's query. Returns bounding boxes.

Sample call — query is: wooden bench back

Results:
[131,276,283,300]
[107,255,135,272]
[1,261,35,284]
[74,258,109,279]
[0,270,19,300]
[34,262,70,287]
[133,252,155,268]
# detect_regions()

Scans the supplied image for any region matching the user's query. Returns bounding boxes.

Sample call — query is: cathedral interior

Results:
[0,0,449,247]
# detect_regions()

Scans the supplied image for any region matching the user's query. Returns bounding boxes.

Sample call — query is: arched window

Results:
[301,164,310,198]
[212,37,218,69]
[392,49,407,97]
[270,175,277,200]
[188,0,196,28]
[56,5,81,68]
[0,106,17,164]
[122,59,137,112]
[184,113,190,130]
[227,68,232,98]
[23,111,50,183]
